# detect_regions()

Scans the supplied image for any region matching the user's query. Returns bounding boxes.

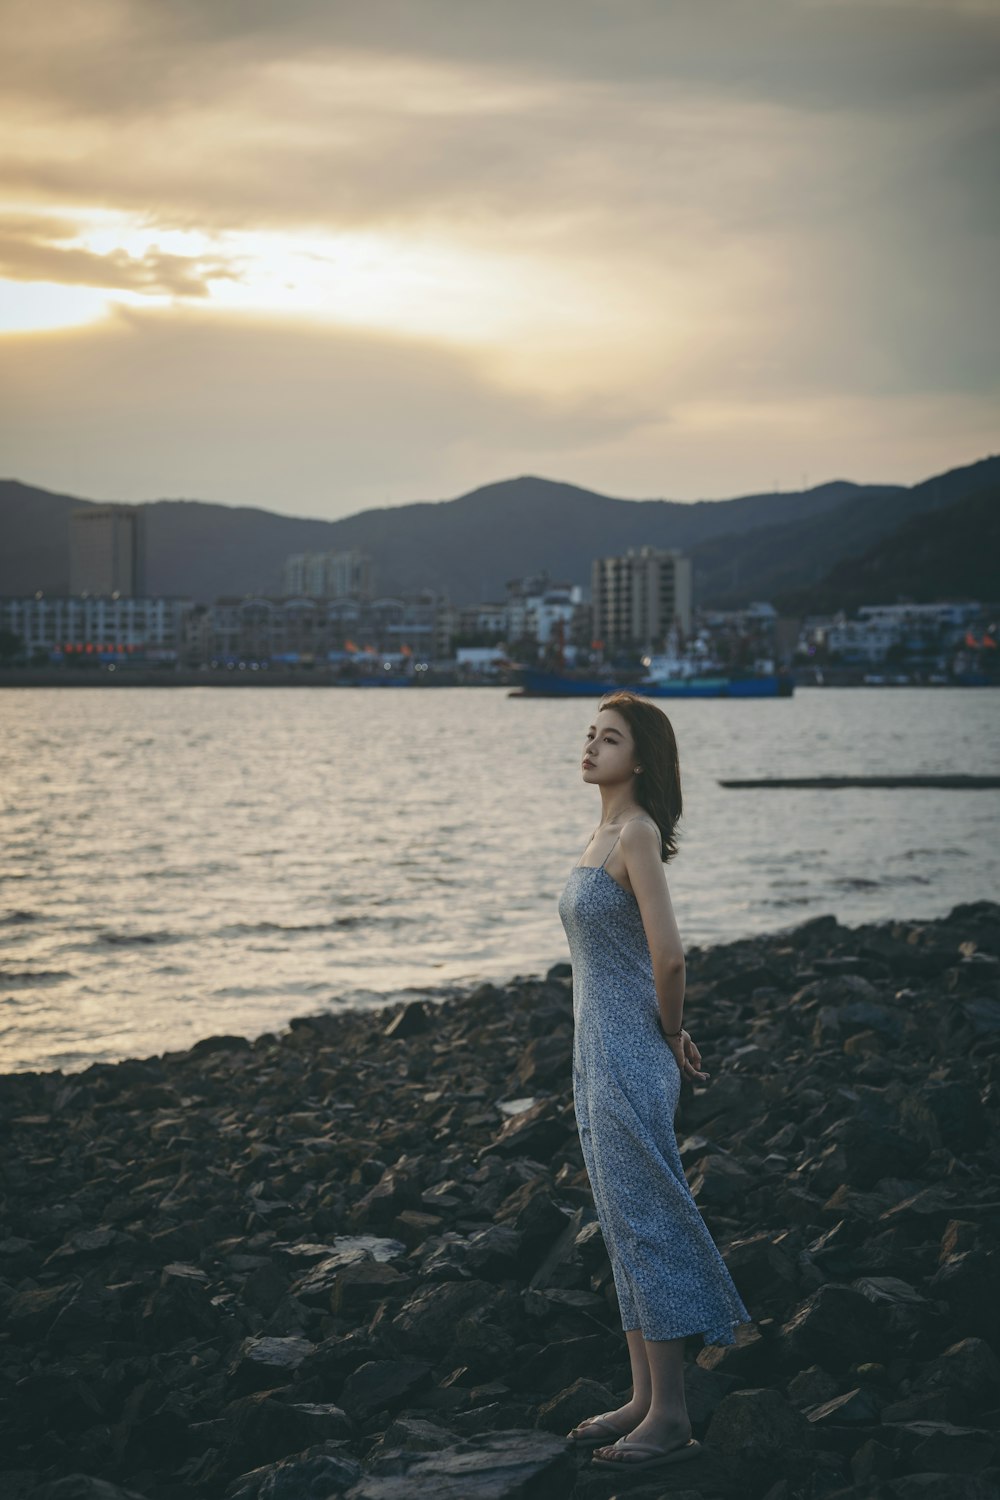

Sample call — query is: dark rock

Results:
[705,1386,813,1458]
[209,1393,354,1482]
[224,1445,363,1499]
[464,1224,524,1280]
[25,1479,152,1500]
[513,1035,572,1091]
[4,900,999,1500]
[338,1360,433,1421]
[332,1261,412,1316]
[924,1080,989,1151]
[227,1335,316,1395]
[687,1152,755,1208]
[383,1002,431,1039]
[911,1336,1000,1410]
[803,1385,886,1425]
[390,1280,498,1357]
[778,1285,884,1371]
[697,1319,772,1382]
[482,1098,569,1159]
[882,1418,997,1473]
[532,1377,619,1435]
[881,1477,1000,1499]
[787,1364,842,1410]
[341,1429,575,1499]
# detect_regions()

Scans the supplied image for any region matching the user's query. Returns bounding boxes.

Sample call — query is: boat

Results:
[511,667,792,698]
[511,634,793,699]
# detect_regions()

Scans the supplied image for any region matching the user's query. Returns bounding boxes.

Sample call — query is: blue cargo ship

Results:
[511,658,794,699]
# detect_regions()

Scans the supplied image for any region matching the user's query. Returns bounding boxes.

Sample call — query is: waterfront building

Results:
[801,600,987,666]
[204,589,450,663]
[1,595,191,661]
[69,505,146,598]
[280,549,373,600]
[505,573,585,648]
[591,545,692,654]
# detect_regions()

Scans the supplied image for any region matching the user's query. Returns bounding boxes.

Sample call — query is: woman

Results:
[556,691,753,1474]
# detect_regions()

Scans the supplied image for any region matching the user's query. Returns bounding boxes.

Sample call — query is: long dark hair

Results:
[597,690,683,863]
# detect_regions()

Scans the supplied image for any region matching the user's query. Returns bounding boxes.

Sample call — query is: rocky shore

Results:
[2,902,999,1500]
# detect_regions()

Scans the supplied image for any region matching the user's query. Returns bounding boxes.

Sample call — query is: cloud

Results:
[4,1,999,120]
[0,303,659,511]
[0,0,995,510]
[0,215,238,296]
[0,301,994,515]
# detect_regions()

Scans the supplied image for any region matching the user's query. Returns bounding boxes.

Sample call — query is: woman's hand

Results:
[663,1027,709,1082]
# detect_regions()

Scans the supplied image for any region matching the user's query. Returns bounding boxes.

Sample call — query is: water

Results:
[1,685,997,1074]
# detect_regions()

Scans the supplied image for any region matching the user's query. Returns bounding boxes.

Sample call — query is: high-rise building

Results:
[281,549,372,600]
[591,545,692,652]
[69,505,146,597]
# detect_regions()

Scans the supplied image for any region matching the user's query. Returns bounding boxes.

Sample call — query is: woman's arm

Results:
[621,819,708,1082]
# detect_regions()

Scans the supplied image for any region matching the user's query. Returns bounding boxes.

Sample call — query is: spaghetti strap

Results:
[597,815,645,868]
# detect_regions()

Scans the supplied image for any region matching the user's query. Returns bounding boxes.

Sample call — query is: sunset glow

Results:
[0,0,996,513]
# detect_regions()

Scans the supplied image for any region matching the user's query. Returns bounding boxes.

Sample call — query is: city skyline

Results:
[1,1,997,517]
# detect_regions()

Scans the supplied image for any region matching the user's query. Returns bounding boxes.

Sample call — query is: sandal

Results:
[591,1433,703,1470]
[567,1410,633,1446]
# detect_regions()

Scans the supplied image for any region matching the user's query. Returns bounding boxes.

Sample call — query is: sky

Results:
[0,0,997,519]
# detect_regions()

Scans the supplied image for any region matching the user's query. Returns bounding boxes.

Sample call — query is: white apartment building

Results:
[506,574,584,645]
[2,596,192,658]
[281,549,372,600]
[808,601,983,663]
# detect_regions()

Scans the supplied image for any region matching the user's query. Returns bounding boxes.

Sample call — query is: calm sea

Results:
[1,685,997,1074]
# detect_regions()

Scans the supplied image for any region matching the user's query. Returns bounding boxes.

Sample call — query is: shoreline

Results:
[1,669,997,691]
[2,901,999,1498]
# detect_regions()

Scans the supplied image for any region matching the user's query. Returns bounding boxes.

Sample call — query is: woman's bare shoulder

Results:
[623,812,659,839]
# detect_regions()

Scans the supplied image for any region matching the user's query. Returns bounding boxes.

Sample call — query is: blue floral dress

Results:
[557,820,753,1345]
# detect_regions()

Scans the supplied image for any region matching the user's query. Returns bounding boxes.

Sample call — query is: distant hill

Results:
[773,481,1000,615]
[0,456,997,607]
[689,456,1000,607]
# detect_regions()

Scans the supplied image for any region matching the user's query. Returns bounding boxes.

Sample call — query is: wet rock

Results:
[224,1445,363,1499]
[3,900,999,1500]
[342,1429,575,1499]
[803,1385,885,1425]
[227,1335,316,1395]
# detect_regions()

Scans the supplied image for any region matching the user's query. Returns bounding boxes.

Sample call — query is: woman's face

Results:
[581,709,635,783]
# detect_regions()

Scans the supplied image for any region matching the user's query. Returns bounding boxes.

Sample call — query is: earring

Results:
[634,767,641,773]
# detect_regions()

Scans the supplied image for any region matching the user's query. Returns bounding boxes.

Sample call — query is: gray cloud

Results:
[5,1,999,119]
[0,0,996,511]
[0,304,659,511]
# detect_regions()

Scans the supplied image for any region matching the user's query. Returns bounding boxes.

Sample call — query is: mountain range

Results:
[0,455,996,610]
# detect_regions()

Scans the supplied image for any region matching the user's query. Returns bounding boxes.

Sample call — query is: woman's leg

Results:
[622,1328,652,1415]
[569,1328,650,1437]
[592,1333,691,1462]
